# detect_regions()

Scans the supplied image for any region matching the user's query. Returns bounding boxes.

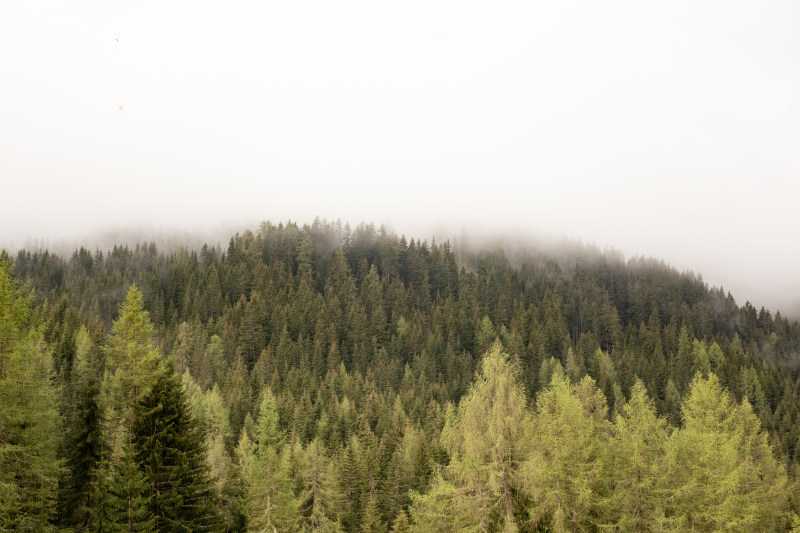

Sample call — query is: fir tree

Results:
[132,364,220,532]
[105,284,162,434]
[0,257,63,530]
[106,430,154,533]
[665,373,788,531]
[607,379,669,530]
[244,388,298,532]
[60,326,110,530]
[413,342,532,532]
[524,373,609,532]
[298,438,342,532]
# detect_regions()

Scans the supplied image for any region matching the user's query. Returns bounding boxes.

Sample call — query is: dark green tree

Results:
[60,327,110,530]
[132,364,220,531]
[106,430,154,533]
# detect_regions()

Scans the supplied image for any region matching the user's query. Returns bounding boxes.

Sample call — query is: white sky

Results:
[2,1,799,314]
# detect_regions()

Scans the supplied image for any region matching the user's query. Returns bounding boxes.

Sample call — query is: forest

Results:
[2,219,800,532]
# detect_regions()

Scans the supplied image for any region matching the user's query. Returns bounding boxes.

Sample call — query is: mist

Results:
[2,1,799,317]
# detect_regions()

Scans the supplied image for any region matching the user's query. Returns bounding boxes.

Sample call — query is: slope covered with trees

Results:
[4,219,800,531]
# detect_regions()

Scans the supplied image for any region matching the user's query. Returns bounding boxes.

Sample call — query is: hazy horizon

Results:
[2,1,799,317]
[3,217,799,321]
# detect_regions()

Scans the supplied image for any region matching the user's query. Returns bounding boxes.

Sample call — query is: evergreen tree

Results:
[106,431,154,533]
[607,379,669,531]
[244,388,298,532]
[298,438,342,532]
[60,326,111,530]
[524,373,608,532]
[0,257,62,530]
[8,220,800,529]
[131,364,220,532]
[413,342,532,532]
[389,509,409,533]
[105,284,162,434]
[664,373,788,531]
[408,475,479,533]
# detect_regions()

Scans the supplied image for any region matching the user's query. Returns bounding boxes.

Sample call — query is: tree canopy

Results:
[4,219,800,530]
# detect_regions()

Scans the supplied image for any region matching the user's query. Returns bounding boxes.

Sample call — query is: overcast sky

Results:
[2,1,799,314]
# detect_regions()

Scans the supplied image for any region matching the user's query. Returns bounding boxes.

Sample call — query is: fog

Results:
[2,1,799,317]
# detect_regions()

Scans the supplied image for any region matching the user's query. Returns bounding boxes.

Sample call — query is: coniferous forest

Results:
[4,219,800,532]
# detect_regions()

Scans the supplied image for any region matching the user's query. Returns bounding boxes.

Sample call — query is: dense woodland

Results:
[3,219,800,531]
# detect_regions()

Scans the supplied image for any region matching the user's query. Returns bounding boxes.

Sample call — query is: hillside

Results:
[3,219,800,531]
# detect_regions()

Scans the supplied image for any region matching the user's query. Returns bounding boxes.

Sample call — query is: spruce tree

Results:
[607,379,669,530]
[105,284,162,434]
[0,257,62,530]
[244,388,298,532]
[665,373,788,531]
[106,431,154,533]
[298,438,342,532]
[60,326,110,530]
[411,342,532,532]
[131,364,220,532]
[408,475,479,533]
[524,373,609,532]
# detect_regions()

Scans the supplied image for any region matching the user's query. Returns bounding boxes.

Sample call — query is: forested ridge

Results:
[3,219,800,531]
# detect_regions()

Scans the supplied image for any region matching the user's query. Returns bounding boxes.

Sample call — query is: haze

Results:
[1,1,799,316]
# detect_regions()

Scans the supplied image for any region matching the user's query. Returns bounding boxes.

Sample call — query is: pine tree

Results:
[298,438,342,532]
[105,284,162,433]
[339,434,365,532]
[60,325,110,530]
[131,364,220,532]
[412,342,532,532]
[85,459,114,533]
[389,509,409,533]
[607,379,669,530]
[664,373,788,531]
[408,475,479,533]
[106,431,154,533]
[0,257,63,530]
[244,388,298,532]
[524,373,608,532]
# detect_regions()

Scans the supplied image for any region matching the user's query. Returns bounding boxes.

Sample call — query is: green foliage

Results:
[664,373,788,531]
[414,343,532,532]
[606,379,670,530]
[132,365,220,531]
[408,475,480,533]
[106,431,154,533]
[242,388,298,532]
[298,438,342,532]
[525,373,608,532]
[0,258,63,530]
[7,221,800,529]
[105,284,162,432]
[59,330,109,530]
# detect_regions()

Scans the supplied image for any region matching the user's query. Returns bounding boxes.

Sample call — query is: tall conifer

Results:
[132,364,220,532]
[0,257,62,530]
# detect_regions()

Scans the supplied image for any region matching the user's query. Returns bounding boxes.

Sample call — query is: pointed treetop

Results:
[111,284,153,345]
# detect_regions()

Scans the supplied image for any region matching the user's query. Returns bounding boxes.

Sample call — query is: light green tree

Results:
[664,373,788,531]
[524,373,608,532]
[411,342,532,532]
[298,437,342,532]
[0,257,62,530]
[104,284,162,434]
[105,429,154,533]
[607,379,669,531]
[243,388,298,532]
[408,475,480,533]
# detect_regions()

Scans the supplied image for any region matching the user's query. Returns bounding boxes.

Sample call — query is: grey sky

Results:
[2,1,799,314]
